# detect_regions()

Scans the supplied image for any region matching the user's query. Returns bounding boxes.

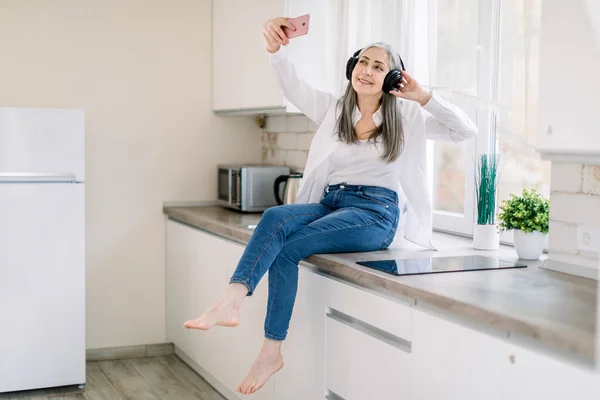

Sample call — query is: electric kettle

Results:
[274,173,303,205]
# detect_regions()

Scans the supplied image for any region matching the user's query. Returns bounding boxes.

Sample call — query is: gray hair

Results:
[335,42,405,163]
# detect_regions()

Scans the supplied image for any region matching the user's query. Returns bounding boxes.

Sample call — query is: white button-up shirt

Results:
[268,49,477,249]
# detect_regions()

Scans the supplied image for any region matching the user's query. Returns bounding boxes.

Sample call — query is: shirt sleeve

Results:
[268,49,334,125]
[420,92,478,142]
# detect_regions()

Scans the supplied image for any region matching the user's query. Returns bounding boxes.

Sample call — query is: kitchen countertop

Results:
[163,205,597,365]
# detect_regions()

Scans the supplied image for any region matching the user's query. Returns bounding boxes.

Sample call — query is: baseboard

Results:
[86,343,174,361]
[174,345,239,400]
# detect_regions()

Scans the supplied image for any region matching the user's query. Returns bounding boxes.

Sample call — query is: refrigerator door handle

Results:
[0,173,77,182]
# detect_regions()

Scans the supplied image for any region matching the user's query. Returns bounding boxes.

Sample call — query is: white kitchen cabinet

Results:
[166,219,600,399]
[324,275,413,343]
[272,267,328,400]
[325,314,413,400]
[166,219,199,360]
[503,344,599,400]
[165,220,273,400]
[274,265,415,400]
[411,308,600,400]
[212,0,342,113]
[322,274,414,399]
[411,309,514,400]
[273,258,416,400]
[536,0,600,154]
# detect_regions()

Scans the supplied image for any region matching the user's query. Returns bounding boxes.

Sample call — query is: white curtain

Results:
[331,0,542,137]
[332,0,410,96]
[418,0,542,144]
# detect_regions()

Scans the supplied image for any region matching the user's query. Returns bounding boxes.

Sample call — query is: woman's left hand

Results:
[389,70,432,106]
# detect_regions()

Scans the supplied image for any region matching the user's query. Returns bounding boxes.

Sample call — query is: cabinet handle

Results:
[326,308,412,353]
[325,389,345,400]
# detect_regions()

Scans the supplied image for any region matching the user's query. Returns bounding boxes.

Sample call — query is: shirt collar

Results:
[352,105,383,128]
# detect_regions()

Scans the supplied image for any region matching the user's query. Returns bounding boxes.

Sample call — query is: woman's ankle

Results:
[225,282,249,305]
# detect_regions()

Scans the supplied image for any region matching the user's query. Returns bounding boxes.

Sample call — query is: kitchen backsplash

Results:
[548,162,600,270]
[261,115,318,172]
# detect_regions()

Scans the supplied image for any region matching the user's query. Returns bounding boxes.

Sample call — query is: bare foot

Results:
[183,283,248,330]
[183,301,240,330]
[237,339,284,395]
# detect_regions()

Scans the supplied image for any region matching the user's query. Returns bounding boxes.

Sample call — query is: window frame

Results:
[407,0,536,246]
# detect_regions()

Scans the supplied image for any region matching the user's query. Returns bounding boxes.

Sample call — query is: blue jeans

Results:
[229,183,400,341]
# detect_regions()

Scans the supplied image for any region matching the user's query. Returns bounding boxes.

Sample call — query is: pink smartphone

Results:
[283,14,310,39]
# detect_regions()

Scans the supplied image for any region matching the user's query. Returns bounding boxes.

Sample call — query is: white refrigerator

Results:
[0,107,86,393]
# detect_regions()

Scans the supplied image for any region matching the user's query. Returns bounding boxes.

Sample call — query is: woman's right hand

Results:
[263,17,296,54]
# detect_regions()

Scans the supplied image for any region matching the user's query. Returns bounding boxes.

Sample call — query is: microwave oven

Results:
[217,164,291,212]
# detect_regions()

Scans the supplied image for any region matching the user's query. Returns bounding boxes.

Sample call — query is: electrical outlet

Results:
[577,225,600,253]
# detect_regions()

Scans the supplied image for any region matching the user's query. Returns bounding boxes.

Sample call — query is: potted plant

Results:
[473,154,500,250]
[497,187,550,260]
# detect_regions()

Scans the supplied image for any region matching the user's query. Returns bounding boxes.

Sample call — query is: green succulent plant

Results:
[497,188,550,234]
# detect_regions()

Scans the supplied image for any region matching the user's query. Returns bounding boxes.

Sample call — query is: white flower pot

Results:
[513,229,546,260]
[473,224,499,250]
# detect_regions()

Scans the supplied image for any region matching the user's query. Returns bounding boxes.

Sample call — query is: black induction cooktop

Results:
[356,255,527,276]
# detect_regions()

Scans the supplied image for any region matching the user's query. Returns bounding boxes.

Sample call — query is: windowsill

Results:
[388,228,548,264]
[432,227,549,254]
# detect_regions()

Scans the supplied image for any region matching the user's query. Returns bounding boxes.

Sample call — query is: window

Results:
[408,0,549,240]
[495,0,550,244]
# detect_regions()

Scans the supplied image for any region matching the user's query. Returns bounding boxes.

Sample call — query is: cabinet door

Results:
[166,220,232,380]
[411,310,513,400]
[274,267,415,400]
[212,0,286,111]
[536,1,600,153]
[166,219,197,355]
[325,310,412,400]
[166,220,273,400]
[323,275,414,399]
[272,267,328,400]
[503,345,599,400]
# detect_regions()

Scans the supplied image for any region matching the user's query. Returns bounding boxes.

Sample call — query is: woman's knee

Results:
[261,205,289,222]
[278,240,311,265]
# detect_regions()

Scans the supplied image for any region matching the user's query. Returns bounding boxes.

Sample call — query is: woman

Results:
[184,17,477,395]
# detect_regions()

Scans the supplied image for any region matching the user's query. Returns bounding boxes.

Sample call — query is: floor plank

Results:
[127,358,201,400]
[152,383,202,400]
[98,360,161,400]
[82,370,125,400]
[156,356,226,400]
[0,356,225,400]
[50,394,86,400]
[85,362,101,372]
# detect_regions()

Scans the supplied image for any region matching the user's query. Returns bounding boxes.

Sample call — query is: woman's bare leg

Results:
[236,338,284,395]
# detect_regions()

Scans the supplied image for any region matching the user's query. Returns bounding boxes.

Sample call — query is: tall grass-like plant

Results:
[474,154,499,225]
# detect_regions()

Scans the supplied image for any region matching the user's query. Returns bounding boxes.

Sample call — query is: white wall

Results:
[548,163,600,270]
[0,0,262,349]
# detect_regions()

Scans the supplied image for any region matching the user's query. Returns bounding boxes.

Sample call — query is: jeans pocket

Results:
[359,191,391,209]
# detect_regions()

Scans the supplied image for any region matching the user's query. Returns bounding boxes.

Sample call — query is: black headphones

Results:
[345,48,406,94]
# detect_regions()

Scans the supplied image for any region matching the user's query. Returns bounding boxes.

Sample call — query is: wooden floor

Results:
[0,355,227,400]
